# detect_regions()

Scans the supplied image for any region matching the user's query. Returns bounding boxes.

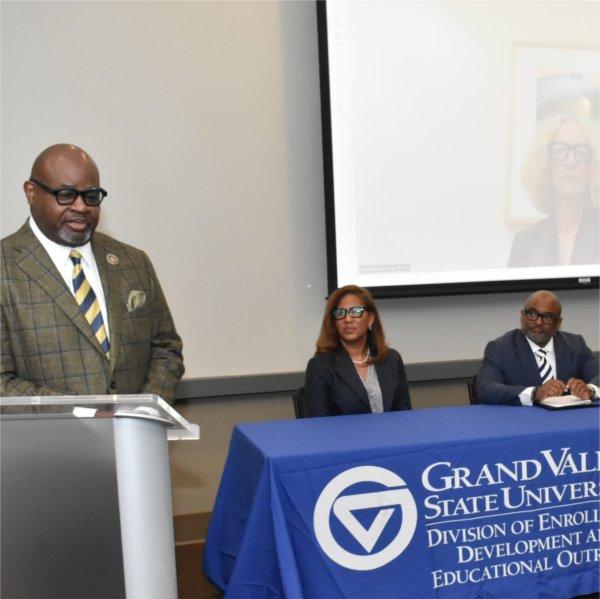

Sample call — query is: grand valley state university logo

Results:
[313,466,417,570]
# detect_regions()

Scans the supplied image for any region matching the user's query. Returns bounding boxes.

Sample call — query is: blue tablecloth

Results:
[204,405,600,598]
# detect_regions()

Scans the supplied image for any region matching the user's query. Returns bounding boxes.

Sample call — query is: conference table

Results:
[204,405,600,598]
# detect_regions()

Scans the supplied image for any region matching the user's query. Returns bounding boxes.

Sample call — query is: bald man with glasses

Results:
[1,144,184,402]
[476,290,599,406]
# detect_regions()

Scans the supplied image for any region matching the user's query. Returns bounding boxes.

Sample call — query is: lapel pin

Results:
[106,253,119,266]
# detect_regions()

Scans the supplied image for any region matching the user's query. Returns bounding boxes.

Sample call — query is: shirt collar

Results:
[29,216,94,267]
[525,334,555,356]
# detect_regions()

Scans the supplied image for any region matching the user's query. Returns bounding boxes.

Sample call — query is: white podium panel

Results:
[1,394,200,599]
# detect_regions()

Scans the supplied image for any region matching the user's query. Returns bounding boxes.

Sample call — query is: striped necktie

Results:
[70,250,110,357]
[536,348,552,383]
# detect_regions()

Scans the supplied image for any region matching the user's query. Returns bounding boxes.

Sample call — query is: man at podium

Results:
[0,144,184,402]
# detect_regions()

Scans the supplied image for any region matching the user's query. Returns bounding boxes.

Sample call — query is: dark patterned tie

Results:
[70,250,110,357]
[536,349,552,383]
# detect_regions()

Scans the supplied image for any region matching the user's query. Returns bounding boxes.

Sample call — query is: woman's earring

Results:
[368,324,372,331]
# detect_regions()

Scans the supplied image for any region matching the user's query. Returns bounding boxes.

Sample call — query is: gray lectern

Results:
[1,394,200,599]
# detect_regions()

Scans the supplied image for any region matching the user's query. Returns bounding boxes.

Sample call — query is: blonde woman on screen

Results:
[509,115,599,267]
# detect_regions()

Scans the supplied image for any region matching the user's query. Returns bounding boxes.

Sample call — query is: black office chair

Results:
[467,376,479,405]
[292,387,307,419]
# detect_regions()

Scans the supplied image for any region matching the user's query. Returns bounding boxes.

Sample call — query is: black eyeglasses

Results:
[332,306,366,320]
[30,178,107,206]
[548,142,593,164]
[522,309,561,324]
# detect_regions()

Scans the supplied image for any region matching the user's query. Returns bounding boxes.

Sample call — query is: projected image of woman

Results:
[509,115,599,267]
[304,285,411,417]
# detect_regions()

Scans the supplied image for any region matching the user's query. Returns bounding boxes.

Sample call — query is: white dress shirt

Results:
[519,335,598,405]
[29,217,110,339]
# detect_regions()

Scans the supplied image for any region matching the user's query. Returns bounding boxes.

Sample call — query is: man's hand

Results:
[566,378,593,400]
[535,379,567,401]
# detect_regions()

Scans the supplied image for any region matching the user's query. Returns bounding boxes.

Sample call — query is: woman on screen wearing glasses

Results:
[509,114,599,267]
[304,285,411,417]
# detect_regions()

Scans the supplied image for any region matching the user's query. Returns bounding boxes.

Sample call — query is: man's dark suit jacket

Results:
[304,347,411,417]
[477,329,599,406]
[1,222,184,402]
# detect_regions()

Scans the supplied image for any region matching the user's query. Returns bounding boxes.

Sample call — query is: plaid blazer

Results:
[1,222,184,402]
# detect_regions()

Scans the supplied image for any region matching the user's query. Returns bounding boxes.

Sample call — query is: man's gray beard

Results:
[524,329,551,347]
[58,225,92,246]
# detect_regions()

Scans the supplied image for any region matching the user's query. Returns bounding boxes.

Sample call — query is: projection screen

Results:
[317,0,599,297]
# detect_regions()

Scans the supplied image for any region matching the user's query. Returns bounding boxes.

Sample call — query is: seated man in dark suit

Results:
[1,144,184,402]
[477,290,599,405]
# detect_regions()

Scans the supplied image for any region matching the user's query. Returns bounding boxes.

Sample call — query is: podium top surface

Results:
[0,394,200,440]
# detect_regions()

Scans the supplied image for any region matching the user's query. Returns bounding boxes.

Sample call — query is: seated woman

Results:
[304,284,411,417]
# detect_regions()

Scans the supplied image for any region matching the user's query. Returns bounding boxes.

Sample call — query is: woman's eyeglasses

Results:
[332,306,366,320]
[548,142,593,164]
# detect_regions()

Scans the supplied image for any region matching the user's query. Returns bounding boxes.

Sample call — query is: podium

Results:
[1,394,200,599]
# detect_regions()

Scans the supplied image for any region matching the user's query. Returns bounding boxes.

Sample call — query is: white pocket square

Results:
[126,290,146,312]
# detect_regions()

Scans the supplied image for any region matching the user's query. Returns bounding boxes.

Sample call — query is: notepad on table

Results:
[539,394,592,409]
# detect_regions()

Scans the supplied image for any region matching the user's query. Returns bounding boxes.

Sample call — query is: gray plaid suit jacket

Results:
[1,222,184,402]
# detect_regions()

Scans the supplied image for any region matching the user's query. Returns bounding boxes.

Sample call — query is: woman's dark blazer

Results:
[508,207,599,267]
[304,347,411,417]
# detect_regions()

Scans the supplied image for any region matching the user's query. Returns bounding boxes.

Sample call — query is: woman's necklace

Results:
[351,353,369,365]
